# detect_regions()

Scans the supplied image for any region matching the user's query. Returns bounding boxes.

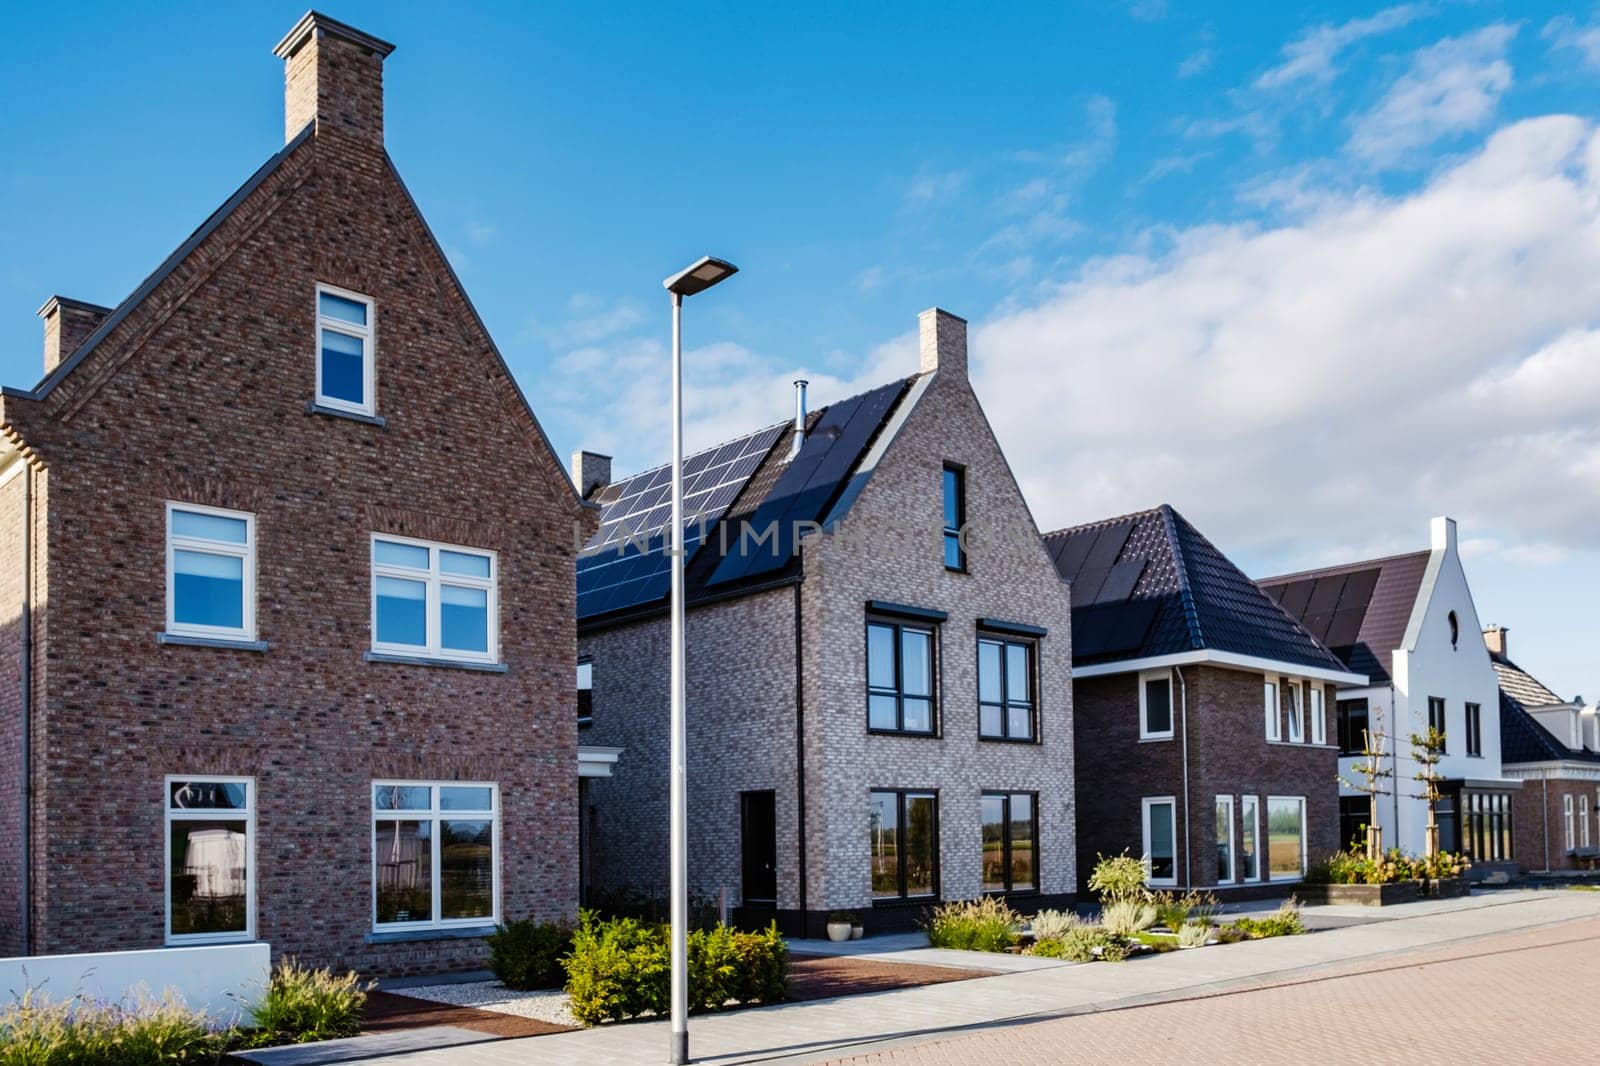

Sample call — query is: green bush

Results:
[1099,899,1157,937]
[561,912,789,1025]
[0,987,229,1065]
[1026,908,1084,940]
[489,918,574,990]
[1150,890,1220,931]
[243,958,368,1047]
[1227,898,1306,940]
[1087,852,1148,904]
[1177,921,1212,948]
[1028,925,1126,963]
[925,897,1020,952]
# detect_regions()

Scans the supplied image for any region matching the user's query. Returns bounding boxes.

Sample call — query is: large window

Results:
[1428,696,1447,751]
[1285,681,1304,743]
[942,464,966,571]
[1140,669,1174,740]
[869,790,938,900]
[1310,685,1327,745]
[166,777,253,945]
[1565,795,1577,851]
[1266,796,1307,881]
[1337,698,1370,755]
[1583,795,1591,849]
[1465,702,1482,757]
[315,284,375,415]
[1142,796,1177,887]
[1263,680,1281,741]
[371,535,498,663]
[1241,795,1260,881]
[1339,796,1372,850]
[981,792,1037,893]
[978,635,1035,741]
[373,782,499,931]
[1216,796,1235,884]
[867,617,936,734]
[1463,791,1512,862]
[166,503,256,642]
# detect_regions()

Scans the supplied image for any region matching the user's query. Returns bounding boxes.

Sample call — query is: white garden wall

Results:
[0,942,270,1023]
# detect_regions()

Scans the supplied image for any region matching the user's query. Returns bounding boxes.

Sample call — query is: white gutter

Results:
[1074,648,1367,687]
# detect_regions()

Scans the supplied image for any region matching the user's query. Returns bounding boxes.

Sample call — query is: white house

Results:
[1259,517,1520,870]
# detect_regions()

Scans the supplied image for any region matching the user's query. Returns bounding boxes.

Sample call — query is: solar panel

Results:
[1324,606,1366,648]
[1275,579,1314,620]
[708,380,906,587]
[1096,558,1146,604]
[1306,575,1346,614]
[1051,530,1097,583]
[1082,520,1135,574]
[577,423,785,618]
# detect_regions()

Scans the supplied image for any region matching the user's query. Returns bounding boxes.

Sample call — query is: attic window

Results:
[316,284,376,416]
[1448,611,1459,649]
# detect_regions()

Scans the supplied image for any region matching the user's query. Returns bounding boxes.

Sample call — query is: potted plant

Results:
[826,910,854,942]
[851,915,865,940]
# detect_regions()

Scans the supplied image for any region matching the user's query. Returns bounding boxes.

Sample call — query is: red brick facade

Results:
[0,16,587,974]
[1512,776,1600,872]
[1075,665,1339,893]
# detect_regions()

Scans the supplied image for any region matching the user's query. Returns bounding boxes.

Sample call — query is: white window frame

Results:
[1138,668,1175,741]
[1264,679,1281,741]
[1266,795,1307,882]
[1565,795,1577,850]
[164,775,255,946]
[1241,795,1260,881]
[165,502,257,642]
[371,780,501,933]
[1284,680,1304,743]
[370,533,499,664]
[1216,795,1236,885]
[1583,795,1592,849]
[1310,685,1326,745]
[1141,795,1178,888]
[314,282,376,416]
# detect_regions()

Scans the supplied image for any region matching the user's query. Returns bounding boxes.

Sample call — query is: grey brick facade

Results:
[580,311,1076,933]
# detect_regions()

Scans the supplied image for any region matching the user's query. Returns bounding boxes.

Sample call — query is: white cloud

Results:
[1348,24,1517,164]
[1544,15,1600,71]
[904,168,967,208]
[1178,48,1214,79]
[1256,5,1430,90]
[966,114,1600,568]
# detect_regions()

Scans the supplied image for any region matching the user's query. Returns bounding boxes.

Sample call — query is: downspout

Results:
[793,582,809,936]
[1176,666,1191,893]
[1389,684,1400,845]
[1543,777,1550,873]
[19,464,32,955]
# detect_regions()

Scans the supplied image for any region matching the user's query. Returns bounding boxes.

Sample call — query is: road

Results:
[823,913,1600,1064]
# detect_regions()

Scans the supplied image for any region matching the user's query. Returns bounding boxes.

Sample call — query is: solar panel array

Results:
[576,423,784,619]
[707,379,908,588]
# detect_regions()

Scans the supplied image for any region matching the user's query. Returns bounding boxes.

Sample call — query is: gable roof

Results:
[1494,653,1600,765]
[1045,504,1351,676]
[576,376,914,625]
[1256,551,1431,685]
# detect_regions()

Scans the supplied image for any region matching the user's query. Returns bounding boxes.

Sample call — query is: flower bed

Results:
[1304,847,1472,905]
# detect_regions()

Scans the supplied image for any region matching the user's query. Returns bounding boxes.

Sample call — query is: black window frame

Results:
[1428,696,1447,751]
[1336,697,1370,756]
[976,632,1038,742]
[980,791,1039,895]
[1338,795,1372,851]
[869,788,940,902]
[942,463,967,573]
[1465,701,1482,757]
[865,615,940,737]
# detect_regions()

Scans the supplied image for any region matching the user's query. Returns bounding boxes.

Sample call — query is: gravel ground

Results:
[400,982,579,1028]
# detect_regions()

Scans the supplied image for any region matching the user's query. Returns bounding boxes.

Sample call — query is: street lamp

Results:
[662,254,738,1066]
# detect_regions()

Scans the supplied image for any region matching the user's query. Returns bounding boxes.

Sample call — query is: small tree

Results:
[1408,721,1448,860]
[1338,706,1393,860]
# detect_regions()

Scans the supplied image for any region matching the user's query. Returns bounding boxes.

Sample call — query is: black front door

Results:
[741,790,777,906]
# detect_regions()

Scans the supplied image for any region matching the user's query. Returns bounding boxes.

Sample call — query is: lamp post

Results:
[661,255,738,1065]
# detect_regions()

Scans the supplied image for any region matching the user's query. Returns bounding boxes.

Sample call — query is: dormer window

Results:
[316,284,375,416]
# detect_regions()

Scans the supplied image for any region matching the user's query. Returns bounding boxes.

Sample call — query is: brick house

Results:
[575,310,1076,934]
[1260,517,1522,875]
[0,13,591,975]
[1490,627,1600,872]
[1048,506,1364,893]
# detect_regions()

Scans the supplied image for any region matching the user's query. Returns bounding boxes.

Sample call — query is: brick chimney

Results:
[38,296,112,376]
[919,308,967,378]
[570,450,612,499]
[1483,625,1509,659]
[273,11,395,149]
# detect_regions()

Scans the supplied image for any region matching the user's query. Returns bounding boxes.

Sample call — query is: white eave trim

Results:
[1074,648,1367,687]
[578,745,623,778]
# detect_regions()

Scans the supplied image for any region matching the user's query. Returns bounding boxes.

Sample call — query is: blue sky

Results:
[2,2,1596,701]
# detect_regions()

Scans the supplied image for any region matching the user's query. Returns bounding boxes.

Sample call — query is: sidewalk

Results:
[315,889,1600,1065]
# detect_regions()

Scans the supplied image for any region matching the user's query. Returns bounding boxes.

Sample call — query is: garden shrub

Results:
[489,918,574,990]
[1177,921,1212,948]
[925,897,1020,952]
[1099,899,1157,938]
[562,912,789,1025]
[1026,908,1084,941]
[1150,890,1220,931]
[1029,925,1126,963]
[0,987,229,1065]
[244,958,368,1046]
[1227,898,1306,940]
[1087,852,1148,904]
